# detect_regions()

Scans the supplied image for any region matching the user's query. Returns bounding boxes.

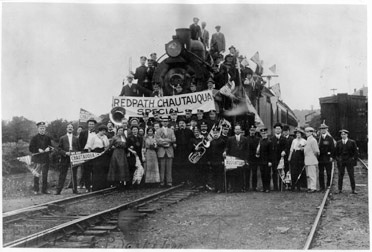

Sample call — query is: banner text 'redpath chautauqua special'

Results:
[112,90,215,117]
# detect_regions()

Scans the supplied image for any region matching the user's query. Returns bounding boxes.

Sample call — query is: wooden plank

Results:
[89,225,117,230]
[83,230,108,236]
[67,235,95,243]
[107,220,118,225]
[137,208,156,213]
[52,241,94,248]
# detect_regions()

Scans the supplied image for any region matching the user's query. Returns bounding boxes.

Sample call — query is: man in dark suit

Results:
[174,117,194,184]
[211,25,226,55]
[335,129,358,194]
[318,123,335,190]
[282,125,294,188]
[56,123,81,195]
[29,121,52,195]
[270,122,288,191]
[213,54,229,89]
[200,21,209,49]
[119,74,140,96]
[224,124,249,192]
[208,126,227,193]
[189,17,201,40]
[78,118,97,192]
[246,125,260,191]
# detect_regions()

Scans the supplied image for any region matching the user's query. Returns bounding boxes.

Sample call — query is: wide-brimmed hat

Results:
[294,127,305,135]
[127,73,134,79]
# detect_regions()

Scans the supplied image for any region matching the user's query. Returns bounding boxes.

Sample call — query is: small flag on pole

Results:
[250,51,261,66]
[270,83,281,98]
[269,64,277,74]
[17,155,41,177]
[79,108,102,123]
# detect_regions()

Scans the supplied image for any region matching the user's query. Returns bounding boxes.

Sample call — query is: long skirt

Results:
[92,150,109,191]
[107,148,130,182]
[290,150,307,189]
[145,149,160,183]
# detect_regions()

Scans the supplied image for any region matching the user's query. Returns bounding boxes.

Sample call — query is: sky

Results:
[1,1,368,123]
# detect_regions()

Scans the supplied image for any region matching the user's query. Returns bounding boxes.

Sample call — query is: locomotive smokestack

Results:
[176,28,191,50]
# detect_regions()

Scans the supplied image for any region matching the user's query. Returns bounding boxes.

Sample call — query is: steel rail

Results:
[358,158,368,170]
[303,162,335,250]
[3,187,117,219]
[4,183,185,248]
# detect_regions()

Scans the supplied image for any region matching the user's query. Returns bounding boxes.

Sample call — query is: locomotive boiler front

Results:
[152,28,212,96]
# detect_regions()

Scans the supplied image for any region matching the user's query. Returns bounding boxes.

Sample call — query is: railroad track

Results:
[3,187,118,224]
[4,183,198,248]
[304,158,368,250]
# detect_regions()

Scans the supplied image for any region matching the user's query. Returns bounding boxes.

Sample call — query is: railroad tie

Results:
[67,235,96,243]
[89,225,117,231]
[83,230,109,236]
[52,241,94,248]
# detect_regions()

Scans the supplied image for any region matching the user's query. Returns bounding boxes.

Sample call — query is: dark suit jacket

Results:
[271,134,288,164]
[318,135,335,163]
[226,135,249,161]
[189,24,201,40]
[59,134,80,163]
[119,84,140,96]
[335,139,358,163]
[79,130,89,151]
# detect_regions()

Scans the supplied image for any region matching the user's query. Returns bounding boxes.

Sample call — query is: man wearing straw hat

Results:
[304,127,320,193]
[318,122,335,191]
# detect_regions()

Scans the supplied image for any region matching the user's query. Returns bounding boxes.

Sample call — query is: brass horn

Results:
[110,107,126,126]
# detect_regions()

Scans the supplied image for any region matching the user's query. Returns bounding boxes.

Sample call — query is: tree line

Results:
[2,114,110,144]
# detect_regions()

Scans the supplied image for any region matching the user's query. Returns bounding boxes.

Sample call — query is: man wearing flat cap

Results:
[211,25,225,55]
[168,109,179,131]
[318,123,335,191]
[189,17,201,41]
[29,121,52,194]
[335,129,358,194]
[304,127,320,193]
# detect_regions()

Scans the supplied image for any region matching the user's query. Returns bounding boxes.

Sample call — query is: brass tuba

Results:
[188,136,210,164]
[109,107,126,126]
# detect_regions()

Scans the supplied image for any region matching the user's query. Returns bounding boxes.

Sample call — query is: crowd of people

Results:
[27,18,359,196]
[29,113,359,195]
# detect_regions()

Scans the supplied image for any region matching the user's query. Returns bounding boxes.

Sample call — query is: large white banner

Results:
[112,90,215,117]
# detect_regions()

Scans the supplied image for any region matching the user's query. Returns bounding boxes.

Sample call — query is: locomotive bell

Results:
[110,107,126,126]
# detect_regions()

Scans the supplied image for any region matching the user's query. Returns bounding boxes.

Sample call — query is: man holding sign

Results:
[55,123,81,195]
[223,124,248,192]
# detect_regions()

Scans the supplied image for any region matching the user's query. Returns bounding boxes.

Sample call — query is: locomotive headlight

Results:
[165,40,182,57]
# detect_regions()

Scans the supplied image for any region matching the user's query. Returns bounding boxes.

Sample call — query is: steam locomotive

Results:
[111,27,298,133]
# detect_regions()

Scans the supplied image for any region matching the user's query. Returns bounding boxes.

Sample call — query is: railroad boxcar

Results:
[319,93,368,155]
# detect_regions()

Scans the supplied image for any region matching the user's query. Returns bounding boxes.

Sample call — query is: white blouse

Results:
[290,138,307,151]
